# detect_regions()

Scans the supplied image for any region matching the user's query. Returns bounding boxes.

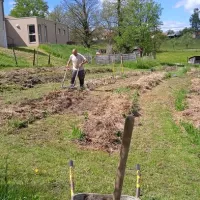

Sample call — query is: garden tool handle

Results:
[113,115,135,200]
[136,164,141,198]
[69,160,75,199]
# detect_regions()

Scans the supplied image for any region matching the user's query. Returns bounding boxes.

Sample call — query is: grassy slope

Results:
[1,72,200,199]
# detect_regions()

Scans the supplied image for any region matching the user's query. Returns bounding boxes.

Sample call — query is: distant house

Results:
[188,56,200,64]
[0,0,70,48]
[193,31,200,39]
[167,31,181,38]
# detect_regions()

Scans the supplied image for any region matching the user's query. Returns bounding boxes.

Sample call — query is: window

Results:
[58,28,61,35]
[38,24,42,43]
[44,25,48,43]
[28,25,36,43]
[63,30,66,35]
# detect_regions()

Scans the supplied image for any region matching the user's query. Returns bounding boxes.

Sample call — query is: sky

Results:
[4,0,200,32]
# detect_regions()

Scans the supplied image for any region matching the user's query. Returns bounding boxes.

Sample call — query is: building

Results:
[0,0,70,48]
[188,56,200,64]
[0,0,7,48]
[167,31,181,39]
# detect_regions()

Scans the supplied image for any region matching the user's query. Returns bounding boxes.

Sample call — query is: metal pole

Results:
[36,48,39,67]
[113,115,135,200]
[136,164,141,198]
[48,53,51,66]
[33,49,36,66]
[69,160,75,199]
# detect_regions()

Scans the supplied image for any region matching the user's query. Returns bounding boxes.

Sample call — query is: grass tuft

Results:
[175,89,188,111]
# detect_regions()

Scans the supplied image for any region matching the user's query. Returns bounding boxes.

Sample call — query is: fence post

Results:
[12,47,18,67]
[33,49,36,66]
[48,54,51,66]
[36,48,39,67]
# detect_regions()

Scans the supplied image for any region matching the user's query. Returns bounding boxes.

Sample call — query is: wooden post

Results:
[12,47,18,67]
[48,54,51,66]
[36,48,39,67]
[33,49,36,66]
[113,115,134,200]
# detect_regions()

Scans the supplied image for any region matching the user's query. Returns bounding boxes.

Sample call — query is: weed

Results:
[8,119,28,129]
[71,125,85,141]
[115,131,122,138]
[130,90,140,116]
[124,59,160,69]
[164,72,172,79]
[175,89,188,111]
[114,87,131,94]
[181,122,200,145]
[83,112,89,120]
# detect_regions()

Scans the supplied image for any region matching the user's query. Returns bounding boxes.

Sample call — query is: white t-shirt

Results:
[69,53,86,71]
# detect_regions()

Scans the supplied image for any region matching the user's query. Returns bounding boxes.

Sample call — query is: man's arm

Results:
[79,55,88,67]
[66,57,71,70]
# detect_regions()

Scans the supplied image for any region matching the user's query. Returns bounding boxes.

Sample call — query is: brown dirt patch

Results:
[182,78,200,129]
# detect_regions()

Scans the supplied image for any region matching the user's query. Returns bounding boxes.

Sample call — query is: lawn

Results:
[0,67,200,199]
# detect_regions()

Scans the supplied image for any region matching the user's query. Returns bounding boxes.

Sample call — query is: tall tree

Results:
[10,0,49,18]
[47,5,67,24]
[62,0,100,48]
[190,8,200,31]
[166,29,175,35]
[114,0,162,53]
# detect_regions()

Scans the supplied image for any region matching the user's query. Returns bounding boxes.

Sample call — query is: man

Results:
[66,49,88,89]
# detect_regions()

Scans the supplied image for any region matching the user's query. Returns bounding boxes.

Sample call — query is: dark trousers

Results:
[71,69,85,87]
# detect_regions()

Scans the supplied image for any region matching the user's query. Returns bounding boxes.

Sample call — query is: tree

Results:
[166,29,175,35]
[179,27,193,36]
[62,0,100,48]
[181,32,194,49]
[190,8,200,31]
[47,5,67,24]
[10,0,49,18]
[114,0,162,53]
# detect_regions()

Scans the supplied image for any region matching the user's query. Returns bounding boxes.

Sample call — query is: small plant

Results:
[181,122,200,145]
[115,131,122,138]
[8,119,28,129]
[114,87,131,94]
[83,112,89,120]
[175,89,188,111]
[164,72,172,79]
[71,126,85,141]
[130,90,140,116]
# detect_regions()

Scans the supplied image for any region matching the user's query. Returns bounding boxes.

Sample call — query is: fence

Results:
[95,53,137,65]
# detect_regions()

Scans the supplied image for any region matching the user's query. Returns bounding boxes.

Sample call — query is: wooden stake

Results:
[113,115,134,200]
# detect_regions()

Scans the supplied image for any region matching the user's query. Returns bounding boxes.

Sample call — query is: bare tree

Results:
[47,5,68,24]
[62,0,100,48]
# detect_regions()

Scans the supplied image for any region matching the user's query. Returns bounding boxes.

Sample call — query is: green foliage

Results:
[181,122,200,145]
[10,0,49,18]
[181,32,194,49]
[175,89,188,111]
[124,59,159,69]
[114,0,162,53]
[164,72,172,79]
[8,119,28,129]
[131,90,140,115]
[189,8,200,31]
[71,126,85,141]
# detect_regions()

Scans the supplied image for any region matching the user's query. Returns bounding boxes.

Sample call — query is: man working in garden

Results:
[66,49,88,89]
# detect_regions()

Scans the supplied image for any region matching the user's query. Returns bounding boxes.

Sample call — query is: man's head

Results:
[72,49,78,56]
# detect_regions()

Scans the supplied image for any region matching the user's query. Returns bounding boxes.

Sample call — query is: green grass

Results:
[0,52,29,68]
[157,51,200,64]
[124,59,159,69]
[175,89,188,111]
[39,44,96,60]
[181,122,200,145]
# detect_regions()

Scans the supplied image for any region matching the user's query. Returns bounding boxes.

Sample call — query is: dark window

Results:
[63,30,66,35]
[58,28,61,34]
[44,26,48,43]
[28,25,36,43]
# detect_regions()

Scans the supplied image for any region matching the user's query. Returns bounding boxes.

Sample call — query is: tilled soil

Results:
[0,71,169,151]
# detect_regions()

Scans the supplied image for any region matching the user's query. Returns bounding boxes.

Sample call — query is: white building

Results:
[0,0,7,48]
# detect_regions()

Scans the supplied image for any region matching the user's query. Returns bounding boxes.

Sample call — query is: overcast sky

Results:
[4,0,200,32]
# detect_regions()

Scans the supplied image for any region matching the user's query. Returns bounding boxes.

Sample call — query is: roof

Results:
[189,56,200,59]
[5,16,69,28]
